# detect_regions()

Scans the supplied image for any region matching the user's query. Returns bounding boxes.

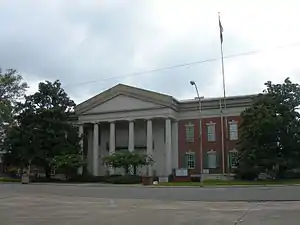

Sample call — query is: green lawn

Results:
[157,179,300,187]
[0,177,21,182]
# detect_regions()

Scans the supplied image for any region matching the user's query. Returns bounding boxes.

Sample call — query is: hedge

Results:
[0,177,20,182]
[105,175,142,184]
[31,174,142,184]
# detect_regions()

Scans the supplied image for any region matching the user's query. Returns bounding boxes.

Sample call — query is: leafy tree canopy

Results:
[51,153,86,179]
[103,151,153,175]
[0,69,28,151]
[3,80,82,177]
[237,78,300,179]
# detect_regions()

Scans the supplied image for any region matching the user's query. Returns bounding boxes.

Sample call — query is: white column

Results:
[109,122,116,174]
[146,119,153,176]
[128,120,135,152]
[87,129,93,174]
[77,124,84,175]
[172,121,178,169]
[165,118,172,177]
[93,123,99,176]
[109,122,115,155]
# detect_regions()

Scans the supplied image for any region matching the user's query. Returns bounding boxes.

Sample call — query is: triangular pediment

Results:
[85,94,163,114]
[76,84,177,115]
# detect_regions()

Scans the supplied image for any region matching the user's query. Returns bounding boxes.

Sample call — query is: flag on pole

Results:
[218,12,223,43]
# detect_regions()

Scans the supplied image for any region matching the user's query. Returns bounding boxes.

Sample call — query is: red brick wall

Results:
[178,119,200,175]
[178,115,241,174]
[225,116,241,173]
[201,117,223,174]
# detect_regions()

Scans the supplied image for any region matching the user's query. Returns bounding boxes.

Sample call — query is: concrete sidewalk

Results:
[2,192,300,224]
[3,182,300,202]
[16,181,300,189]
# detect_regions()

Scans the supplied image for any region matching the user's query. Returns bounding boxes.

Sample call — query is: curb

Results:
[2,182,300,188]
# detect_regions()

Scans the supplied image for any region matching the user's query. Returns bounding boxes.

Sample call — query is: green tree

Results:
[103,151,153,175]
[3,80,82,177]
[0,69,28,151]
[51,153,86,179]
[237,78,300,179]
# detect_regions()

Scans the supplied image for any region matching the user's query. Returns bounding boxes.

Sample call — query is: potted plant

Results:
[142,157,154,185]
[142,169,153,185]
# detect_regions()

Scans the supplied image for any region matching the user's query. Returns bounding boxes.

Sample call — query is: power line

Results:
[63,41,300,88]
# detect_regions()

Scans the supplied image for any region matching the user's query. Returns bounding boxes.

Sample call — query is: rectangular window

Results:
[228,150,238,168]
[207,150,217,169]
[185,122,195,143]
[185,152,195,169]
[229,122,238,140]
[207,123,216,142]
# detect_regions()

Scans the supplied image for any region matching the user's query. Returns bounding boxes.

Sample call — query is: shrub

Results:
[31,174,125,183]
[31,177,66,183]
[103,151,153,175]
[105,175,141,184]
[191,176,200,182]
[168,174,174,182]
[234,169,258,180]
[282,170,300,179]
[0,177,20,182]
[5,168,21,178]
[153,176,159,182]
[68,175,107,183]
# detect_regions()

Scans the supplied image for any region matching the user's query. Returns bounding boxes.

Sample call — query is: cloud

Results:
[0,0,300,103]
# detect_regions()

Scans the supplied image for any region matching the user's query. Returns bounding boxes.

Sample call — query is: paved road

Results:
[2,183,300,201]
[1,183,300,224]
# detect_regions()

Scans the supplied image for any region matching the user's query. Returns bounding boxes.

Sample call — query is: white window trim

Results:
[185,151,196,169]
[185,122,195,127]
[229,120,238,140]
[206,122,216,142]
[185,122,195,143]
[229,148,238,153]
[207,149,216,154]
[207,149,217,169]
[229,149,238,168]
[228,120,238,125]
[206,121,216,126]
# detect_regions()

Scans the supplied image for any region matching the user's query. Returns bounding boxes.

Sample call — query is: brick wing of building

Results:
[75,84,254,181]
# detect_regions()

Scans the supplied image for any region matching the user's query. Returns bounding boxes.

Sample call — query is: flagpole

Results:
[218,12,226,175]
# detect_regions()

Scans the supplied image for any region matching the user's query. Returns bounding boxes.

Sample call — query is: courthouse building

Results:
[75,84,254,179]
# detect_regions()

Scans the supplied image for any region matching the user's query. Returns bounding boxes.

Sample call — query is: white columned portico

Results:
[109,122,116,154]
[172,121,178,169]
[128,120,135,152]
[93,123,99,176]
[146,119,153,176]
[109,122,116,174]
[165,118,172,177]
[77,124,84,175]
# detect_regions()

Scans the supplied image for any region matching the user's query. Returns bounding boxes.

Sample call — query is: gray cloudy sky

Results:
[1,0,300,103]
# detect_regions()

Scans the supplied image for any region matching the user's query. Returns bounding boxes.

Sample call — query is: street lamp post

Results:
[190,81,204,186]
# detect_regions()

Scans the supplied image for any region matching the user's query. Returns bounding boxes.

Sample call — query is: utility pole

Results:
[190,81,204,186]
[219,12,227,175]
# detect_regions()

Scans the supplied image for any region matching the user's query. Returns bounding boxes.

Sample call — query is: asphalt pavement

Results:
[1,183,300,224]
[1,182,300,201]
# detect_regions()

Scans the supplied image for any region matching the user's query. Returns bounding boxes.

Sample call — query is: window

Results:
[207,150,217,169]
[185,152,195,169]
[229,121,238,140]
[228,150,238,168]
[185,122,195,142]
[207,122,216,142]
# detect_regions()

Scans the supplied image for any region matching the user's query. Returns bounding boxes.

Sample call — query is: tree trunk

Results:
[45,165,51,178]
[276,165,287,179]
[133,166,137,175]
[124,166,129,175]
